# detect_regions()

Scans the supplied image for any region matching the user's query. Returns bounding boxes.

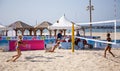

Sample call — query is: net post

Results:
[114,20,117,43]
[71,22,75,52]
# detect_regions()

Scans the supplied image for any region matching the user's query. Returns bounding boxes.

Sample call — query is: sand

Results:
[0,48,120,71]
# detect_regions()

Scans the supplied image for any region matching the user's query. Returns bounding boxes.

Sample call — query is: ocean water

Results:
[84,28,120,32]
[82,22,120,32]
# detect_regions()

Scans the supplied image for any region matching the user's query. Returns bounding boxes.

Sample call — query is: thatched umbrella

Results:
[8,21,34,36]
[34,21,52,36]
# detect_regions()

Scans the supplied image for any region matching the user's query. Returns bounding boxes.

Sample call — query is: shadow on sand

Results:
[80,48,104,51]
[25,55,64,62]
[106,55,120,64]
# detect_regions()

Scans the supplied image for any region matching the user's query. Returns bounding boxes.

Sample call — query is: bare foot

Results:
[104,55,106,58]
[12,60,16,62]
[113,55,115,57]
[12,61,16,62]
[49,51,54,52]
[12,56,15,58]
[6,60,10,62]
[6,59,12,62]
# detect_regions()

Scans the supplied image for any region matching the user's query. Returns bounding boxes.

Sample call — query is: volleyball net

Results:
[75,20,120,44]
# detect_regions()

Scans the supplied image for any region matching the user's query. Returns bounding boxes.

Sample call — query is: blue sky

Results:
[0,0,120,26]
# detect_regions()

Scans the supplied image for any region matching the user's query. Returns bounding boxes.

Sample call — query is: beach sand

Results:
[0,48,120,71]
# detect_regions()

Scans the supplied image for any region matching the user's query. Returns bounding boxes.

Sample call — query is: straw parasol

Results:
[34,21,52,36]
[8,21,33,29]
[8,21,34,36]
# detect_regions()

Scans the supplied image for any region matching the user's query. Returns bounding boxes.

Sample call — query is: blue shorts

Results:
[108,44,112,47]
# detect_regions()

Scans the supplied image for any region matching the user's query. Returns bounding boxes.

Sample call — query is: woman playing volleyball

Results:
[104,33,115,58]
[7,35,26,62]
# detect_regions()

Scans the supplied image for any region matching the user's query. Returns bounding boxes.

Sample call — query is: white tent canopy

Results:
[0,24,6,29]
[0,24,6,36]
[49,15,80,30]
